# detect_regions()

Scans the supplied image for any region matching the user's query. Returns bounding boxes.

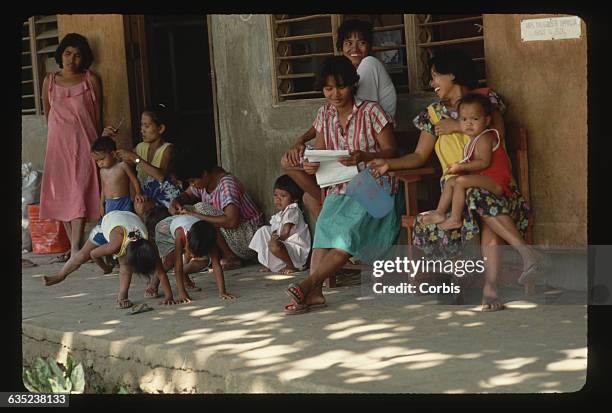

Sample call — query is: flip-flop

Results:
[185,279,202,292]
[481,299,506,312]
[144,287,160,299]
[285,283,305,304]
[128,303,153,315]
[117,298,133,309]
[284,302,310,315]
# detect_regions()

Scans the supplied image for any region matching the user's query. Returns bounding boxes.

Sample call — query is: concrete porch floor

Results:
[22,252,586,393]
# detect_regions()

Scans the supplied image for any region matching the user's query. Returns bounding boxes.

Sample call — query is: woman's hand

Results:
[303,160,320,175]
[368,158,390,178]
[102,125,119,138]
[115,149,138,164]
[134,194,147,204]
[282,143,306,168]
[434,115,460,136]
[446,162,463,174]
[338,150,365,167]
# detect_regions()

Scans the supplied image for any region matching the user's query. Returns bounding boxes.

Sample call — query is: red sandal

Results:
[285,283,305,304]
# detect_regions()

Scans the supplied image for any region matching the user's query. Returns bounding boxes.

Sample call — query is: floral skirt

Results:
[413,180,529,259]
[141,176,181,208]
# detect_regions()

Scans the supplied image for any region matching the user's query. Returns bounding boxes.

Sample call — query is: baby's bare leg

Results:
[44,241,99,286]
[422,177,455,224]
[439,175,502,230]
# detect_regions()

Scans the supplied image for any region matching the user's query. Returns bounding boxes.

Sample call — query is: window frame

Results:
[268,14,486,105]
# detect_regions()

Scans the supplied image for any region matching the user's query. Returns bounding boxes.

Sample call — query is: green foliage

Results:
[23,355,85,394]
[117,386,130,394]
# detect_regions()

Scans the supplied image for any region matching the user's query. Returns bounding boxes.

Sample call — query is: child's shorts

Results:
[88,224,108,246]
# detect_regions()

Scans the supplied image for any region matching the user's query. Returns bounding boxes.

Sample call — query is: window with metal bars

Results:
[21,15,59,115]
[269,14,485,103]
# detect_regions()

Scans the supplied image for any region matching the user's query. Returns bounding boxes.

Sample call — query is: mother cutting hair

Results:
[370,49,531,312]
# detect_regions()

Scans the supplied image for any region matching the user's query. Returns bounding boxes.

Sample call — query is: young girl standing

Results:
[283,56,399,314]
[103,104,181,215]
[249,175,311,274]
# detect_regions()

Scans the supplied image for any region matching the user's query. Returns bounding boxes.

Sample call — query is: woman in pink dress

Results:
[40,33,102,261]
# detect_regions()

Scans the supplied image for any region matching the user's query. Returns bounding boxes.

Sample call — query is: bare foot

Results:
[221,257,242,271]
[304,290,326,307]
[185,276,202,292]
[101,263,113,275]
[43,274,66,286]
[259,266,272,273]
[421,211,446,225]
[280,266,298,275]
[144,286,160,298]
[438,219,463,230]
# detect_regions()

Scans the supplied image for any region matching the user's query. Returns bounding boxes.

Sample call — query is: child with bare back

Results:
[91,136,145,216]
[421,93,542,283]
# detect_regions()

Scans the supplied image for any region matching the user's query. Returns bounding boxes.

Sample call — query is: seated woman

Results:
[283,55,399,315]
[370,49,531,312]
[281,19,397,221]
[102,104,181,218]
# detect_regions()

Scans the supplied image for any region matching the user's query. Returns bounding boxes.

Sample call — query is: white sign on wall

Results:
[520,16,582,42]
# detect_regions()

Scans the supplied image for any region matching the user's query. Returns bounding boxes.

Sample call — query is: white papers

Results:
[304,149,359,188]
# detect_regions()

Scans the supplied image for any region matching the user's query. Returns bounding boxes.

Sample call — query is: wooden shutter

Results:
[270,15,338,102]
[409,14,485,92]
[21,15,59,115]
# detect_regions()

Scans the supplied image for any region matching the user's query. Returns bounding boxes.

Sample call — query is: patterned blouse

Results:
[312,99,397,195]
[413,88,507,135]
[190,174,263,226]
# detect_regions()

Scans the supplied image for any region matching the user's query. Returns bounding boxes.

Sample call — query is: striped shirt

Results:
[312,99,397,195]
[190,174,263,226]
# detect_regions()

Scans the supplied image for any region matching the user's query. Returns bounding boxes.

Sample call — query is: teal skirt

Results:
[313,193,401,263]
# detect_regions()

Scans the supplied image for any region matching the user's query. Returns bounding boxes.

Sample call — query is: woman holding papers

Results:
[283,56,400,315]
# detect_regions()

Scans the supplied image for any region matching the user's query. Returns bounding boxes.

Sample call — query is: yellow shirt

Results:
[428,105,470,182]
[135,142,172,182]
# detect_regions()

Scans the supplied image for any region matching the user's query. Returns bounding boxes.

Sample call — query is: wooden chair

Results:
[505,122,533,244]
[389,129,441,245]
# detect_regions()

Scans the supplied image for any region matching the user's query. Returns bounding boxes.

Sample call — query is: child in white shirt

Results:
[249,175,311,274]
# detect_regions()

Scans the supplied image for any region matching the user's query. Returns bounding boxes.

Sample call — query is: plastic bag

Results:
[22,163,42,252]
[28,204,70,254]
[346,168,394,219]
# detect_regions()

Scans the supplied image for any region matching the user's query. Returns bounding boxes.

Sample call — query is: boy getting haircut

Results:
[91,136,117,153]
[187,220,217,258]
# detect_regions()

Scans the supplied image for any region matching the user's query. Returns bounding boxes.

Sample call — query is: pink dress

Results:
[39,71,101,222]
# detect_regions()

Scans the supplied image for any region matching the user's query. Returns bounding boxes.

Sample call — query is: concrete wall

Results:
[483,14,587,246]
[57,15,134,150]
[209,15,434,219]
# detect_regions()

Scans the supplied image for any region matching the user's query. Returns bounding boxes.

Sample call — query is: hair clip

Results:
[158,103,166,108]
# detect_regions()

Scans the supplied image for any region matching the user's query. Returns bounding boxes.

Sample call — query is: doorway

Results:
[126,15,218,158]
